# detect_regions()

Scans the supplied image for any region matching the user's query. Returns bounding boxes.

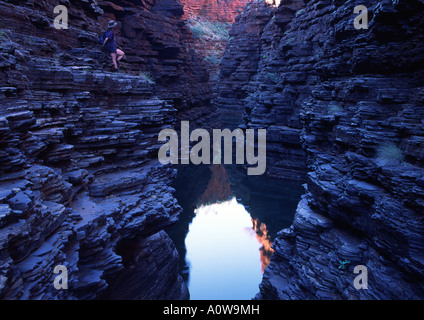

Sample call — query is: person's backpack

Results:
[98,31,107,46]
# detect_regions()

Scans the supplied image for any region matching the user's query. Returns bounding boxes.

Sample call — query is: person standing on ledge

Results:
[102,20,125,72]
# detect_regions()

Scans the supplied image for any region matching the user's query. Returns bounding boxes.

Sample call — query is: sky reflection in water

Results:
[185,197,272,300]
[166,164,304,300]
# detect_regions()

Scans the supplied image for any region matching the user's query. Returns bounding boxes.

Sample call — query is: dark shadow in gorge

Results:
[165,164,213,282]
[225,165,305,239]
[166,163,305,286]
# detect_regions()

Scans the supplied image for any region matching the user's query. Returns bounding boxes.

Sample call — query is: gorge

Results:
[1,0,424,300]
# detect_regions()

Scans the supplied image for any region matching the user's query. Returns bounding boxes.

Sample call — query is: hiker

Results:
[102,20,125,71]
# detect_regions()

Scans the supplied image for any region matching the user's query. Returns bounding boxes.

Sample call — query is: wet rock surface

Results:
[0,0,217,299]
[218,0,424,299]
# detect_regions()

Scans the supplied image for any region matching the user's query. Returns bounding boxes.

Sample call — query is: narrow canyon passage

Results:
[166,164,304,300]
[1,0,424,301]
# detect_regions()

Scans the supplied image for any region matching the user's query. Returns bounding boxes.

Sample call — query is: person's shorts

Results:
[105,44,117,54]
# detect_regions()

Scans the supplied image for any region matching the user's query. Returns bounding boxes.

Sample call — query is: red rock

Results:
[180,0,250,23]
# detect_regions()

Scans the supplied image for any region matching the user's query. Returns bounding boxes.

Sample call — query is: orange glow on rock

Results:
[252,218,274,272]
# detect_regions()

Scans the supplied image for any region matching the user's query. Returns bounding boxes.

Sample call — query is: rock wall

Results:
[218,0,424,299]
[180,0,250,101]
[0,0,213,299]
[96,0,217,126]
[216,0,273,130]
[216,0,305,180]
[3,0,423,301]
[181,0,250,23]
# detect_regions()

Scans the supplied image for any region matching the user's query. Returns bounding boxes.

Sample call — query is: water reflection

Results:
[166,164,304,300]
[185,198,264,300]
[198,165,232,204]
[251,218,274,273]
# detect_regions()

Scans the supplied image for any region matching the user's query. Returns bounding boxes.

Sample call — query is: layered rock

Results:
[181,0,250,23]
[180,0,250,98]
[216,0,273,129]
[0,0,215,299]
[97,0,217,126]
[100,230,189,300]
[218,0,424,298]
[216,0,305,180]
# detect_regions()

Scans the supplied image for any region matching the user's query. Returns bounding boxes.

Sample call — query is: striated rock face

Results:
[216,0,305,180]
[216,0,273,130]
[218,0,424,298]
[181,0,250,23]
[0,0,215,299]
[101,230,189,300]
[180,0,250,99]
[97,0,217,126]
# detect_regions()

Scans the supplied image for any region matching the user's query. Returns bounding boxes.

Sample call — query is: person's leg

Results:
[110,52,118,69]
[116,49,125,62]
